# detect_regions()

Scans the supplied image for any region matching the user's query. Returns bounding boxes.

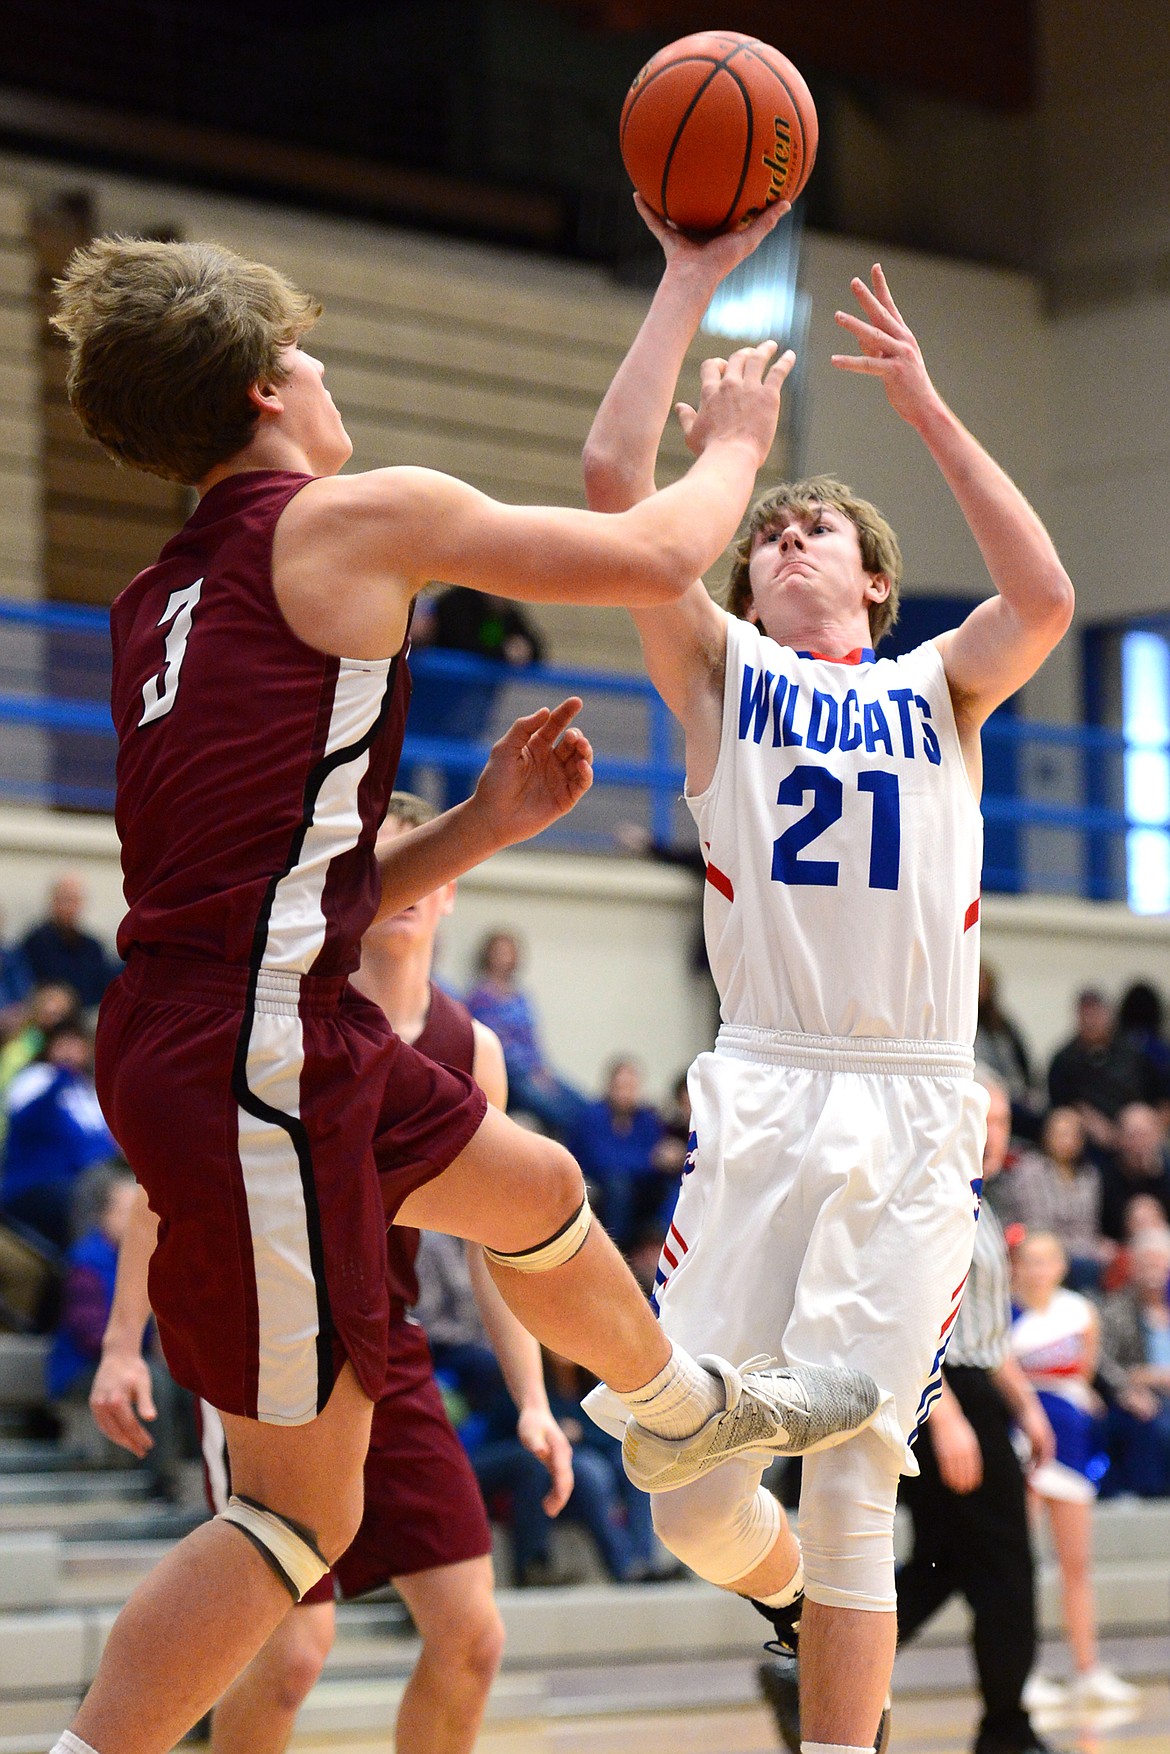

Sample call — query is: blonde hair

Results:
[383,792,440,830]
[724,474,903,647]
[51,236,322,484]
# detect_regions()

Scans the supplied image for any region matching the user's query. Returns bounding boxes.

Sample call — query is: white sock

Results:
[802,1744,873,1754]
[618,1344,724,1439]
[52,1735,100,1754]
[757,1555,804,1607]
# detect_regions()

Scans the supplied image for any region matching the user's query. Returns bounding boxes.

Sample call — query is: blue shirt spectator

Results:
[1,1021,117,1250]
[466,931,585,1139]
[46,1173,138,1398]
[569,1058,670,1248]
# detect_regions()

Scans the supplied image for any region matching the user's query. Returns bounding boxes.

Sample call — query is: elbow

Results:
[620,523,693,603]
[1044,566,1076,638]
[582,440,646,514]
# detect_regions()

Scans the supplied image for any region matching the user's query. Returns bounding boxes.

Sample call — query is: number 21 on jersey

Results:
[139,579,203,727]
[772,762,901,891]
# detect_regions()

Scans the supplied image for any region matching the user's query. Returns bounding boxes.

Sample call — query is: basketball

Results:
[620,31,818,236]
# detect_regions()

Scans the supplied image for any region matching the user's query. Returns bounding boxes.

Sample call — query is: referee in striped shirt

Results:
[896,1067,1059,1754]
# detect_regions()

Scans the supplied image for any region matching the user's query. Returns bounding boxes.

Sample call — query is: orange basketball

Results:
[620,31,818,236]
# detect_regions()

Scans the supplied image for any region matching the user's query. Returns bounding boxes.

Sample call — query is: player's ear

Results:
[438,882,456,918]
[864,571,891,606]
[247,377,284,418]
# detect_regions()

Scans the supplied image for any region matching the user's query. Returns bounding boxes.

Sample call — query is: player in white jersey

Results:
[581,200,1074,1754]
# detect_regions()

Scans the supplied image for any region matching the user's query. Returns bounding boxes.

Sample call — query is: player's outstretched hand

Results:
[678,340,794,468]
[635,191,791,289]
[517,1406,576,1516]
[472,697,593,844]
[89,1347,157,1458]
[831,264,941,429]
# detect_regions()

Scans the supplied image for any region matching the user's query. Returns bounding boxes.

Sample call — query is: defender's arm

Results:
[272,342,784,663]
[582,202,794,792]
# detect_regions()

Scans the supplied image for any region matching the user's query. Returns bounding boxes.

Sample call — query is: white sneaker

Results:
[1021,1672,1067,1711]
[1067,1667,1141,1708]
[622,1354,882,1492]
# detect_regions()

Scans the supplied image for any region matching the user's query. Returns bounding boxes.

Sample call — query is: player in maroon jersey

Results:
[92,792,574,1754]
[51,232,878,1754]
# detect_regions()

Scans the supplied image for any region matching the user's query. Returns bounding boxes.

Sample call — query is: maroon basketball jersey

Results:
[388,983,477,1308]
[110,470,410,976]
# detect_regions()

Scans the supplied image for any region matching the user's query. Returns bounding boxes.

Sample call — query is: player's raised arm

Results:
[833,265,1074,741]
[273,331,786,663]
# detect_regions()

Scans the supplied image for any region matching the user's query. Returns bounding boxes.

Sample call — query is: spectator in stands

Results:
[1117,980,1170,1085]
[569,1056,668,1250]
[45,1164,178,1490]
[1097,1232,1170,1498]
[1099,1103,1170,1243]
[405,587,545,804]
[472,1353,669,1587]
[0,983,82,1153]
[988,1107,1106,1289]
[1010,1232,1138,1710]
[1047,988,1164,1153]
[412,1228,513,1425]
[19,874,118,1010]
[0,1019,117,1251]
[1099,1192,1170,1294]
[975,962,1043,1139]
[0,909,32,1022]
[465,931,585,1139]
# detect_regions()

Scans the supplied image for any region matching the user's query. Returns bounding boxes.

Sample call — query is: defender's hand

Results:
[90,1349,156,1458]
[471,698,592,844]
[831,264,941,429]
[517,1407,575,1515]
[677,342,793,468]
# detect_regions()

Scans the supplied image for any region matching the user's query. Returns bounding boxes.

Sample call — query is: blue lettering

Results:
[770,676,789,746]
[738,665,774,743]
[806,689,839,753]
[862,699,894,756]
[840,687,862,752]
[915,694,942,765]
[780,680,804,747]
[888,687,917,759]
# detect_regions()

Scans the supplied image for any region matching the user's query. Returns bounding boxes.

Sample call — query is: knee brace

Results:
[483,1192,592,1274]
[219,1493,330,1603]
[650,1455,784,1588]
[798,1428,901,1613]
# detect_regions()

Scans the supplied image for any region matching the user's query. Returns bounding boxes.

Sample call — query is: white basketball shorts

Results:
[592,1027,989,1476]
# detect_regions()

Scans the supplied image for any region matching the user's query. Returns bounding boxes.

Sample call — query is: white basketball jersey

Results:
[687,616,983,1044]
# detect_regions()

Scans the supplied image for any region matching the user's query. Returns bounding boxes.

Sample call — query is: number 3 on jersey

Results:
[139,579,203,727]
[772,762,901,890]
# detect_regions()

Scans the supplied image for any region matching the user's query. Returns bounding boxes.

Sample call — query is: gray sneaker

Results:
[622,1354,882,1492]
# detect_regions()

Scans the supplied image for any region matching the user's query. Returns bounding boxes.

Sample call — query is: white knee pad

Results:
[798,1428,901,1612]
[220,1493,330,1602]
[483,1193,592,1274]
[650,1455,784,1588]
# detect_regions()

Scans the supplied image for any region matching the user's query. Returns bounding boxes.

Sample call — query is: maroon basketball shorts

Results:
[198,1317,492,1601]
[96,952,486,1425]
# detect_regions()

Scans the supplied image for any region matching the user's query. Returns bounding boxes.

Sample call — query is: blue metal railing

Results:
[0,599,1160,904]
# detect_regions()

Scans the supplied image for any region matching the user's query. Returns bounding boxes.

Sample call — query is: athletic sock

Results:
[51,1735,100,1754]
[617,1343,725,1439]
[757,1555,804,1608]
[802,1744,873,1754]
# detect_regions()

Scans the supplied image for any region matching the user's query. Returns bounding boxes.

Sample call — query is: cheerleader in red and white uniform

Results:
[1011,1230,1139,1711]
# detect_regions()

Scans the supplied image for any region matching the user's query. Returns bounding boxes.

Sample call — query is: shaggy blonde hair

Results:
[52,236,322,485]
[724,474,903,647]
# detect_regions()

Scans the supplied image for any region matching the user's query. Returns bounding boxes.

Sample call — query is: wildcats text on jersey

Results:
[738,662,942,766]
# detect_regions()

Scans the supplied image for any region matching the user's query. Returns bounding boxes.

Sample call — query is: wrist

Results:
[100,1329,144,1360]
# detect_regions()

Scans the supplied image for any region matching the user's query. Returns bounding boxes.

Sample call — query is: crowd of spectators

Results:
[982,966,1170,1501]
